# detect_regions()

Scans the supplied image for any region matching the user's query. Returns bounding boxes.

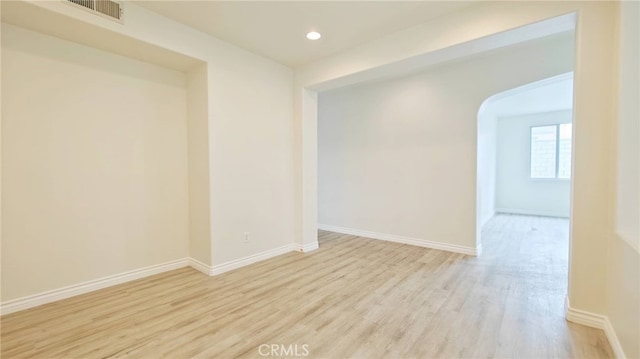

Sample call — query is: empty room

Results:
[1,1,638,358]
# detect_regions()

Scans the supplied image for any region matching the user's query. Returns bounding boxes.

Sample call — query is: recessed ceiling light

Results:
[306,31,322,40]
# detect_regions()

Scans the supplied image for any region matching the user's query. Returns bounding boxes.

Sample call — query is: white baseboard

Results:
[318,224,477,256]
[495,207,569,218]
[0,242,313,316]
[604,316,627,359]
[208,244,294,276]
[0,258,190,316]
[188,257,212,275]
[193,242,318,276]
[565,297,627,359]
[565,298,606,329]
[292,241,319,253]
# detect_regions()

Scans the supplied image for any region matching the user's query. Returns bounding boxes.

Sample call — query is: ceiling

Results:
[486,73,574,118]
[134,1,473,67]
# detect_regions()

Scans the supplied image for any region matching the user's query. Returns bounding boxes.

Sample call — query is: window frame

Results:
[529,123,572,181]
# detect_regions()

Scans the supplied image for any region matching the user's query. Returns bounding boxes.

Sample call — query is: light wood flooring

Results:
[1,214,613,358]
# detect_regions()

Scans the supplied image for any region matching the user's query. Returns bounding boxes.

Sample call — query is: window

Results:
[530,123,572,179]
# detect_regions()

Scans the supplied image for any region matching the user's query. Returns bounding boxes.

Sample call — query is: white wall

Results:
[1,24,189,301]
[478,74,574,227]
[1,0,295,303]
[0,3,630,345]
[495,110,572,218]
[477,106,497,231]
[303,1,618,317]
[606,1,640,358]
[318,33,574,251]
[207,52,295,264]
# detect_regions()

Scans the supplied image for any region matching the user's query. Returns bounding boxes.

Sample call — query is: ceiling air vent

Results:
[65,0,124,23]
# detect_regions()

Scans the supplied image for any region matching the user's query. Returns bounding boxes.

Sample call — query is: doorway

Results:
[476,72,574,306]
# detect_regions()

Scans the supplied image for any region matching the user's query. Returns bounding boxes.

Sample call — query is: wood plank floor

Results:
[1,214,613,358]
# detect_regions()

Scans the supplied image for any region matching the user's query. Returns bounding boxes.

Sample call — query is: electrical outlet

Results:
[243,232,250,243]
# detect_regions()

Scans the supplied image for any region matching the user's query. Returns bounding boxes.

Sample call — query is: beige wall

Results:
[614,1,639,249]
[606,237,639,358]
[318,34,573,250]
[186,64,211,265]
[1,24,189,301]
[2,0,296,304]
[607,1,640,358]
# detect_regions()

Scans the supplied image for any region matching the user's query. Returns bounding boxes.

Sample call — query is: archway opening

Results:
[476,71,575,301]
